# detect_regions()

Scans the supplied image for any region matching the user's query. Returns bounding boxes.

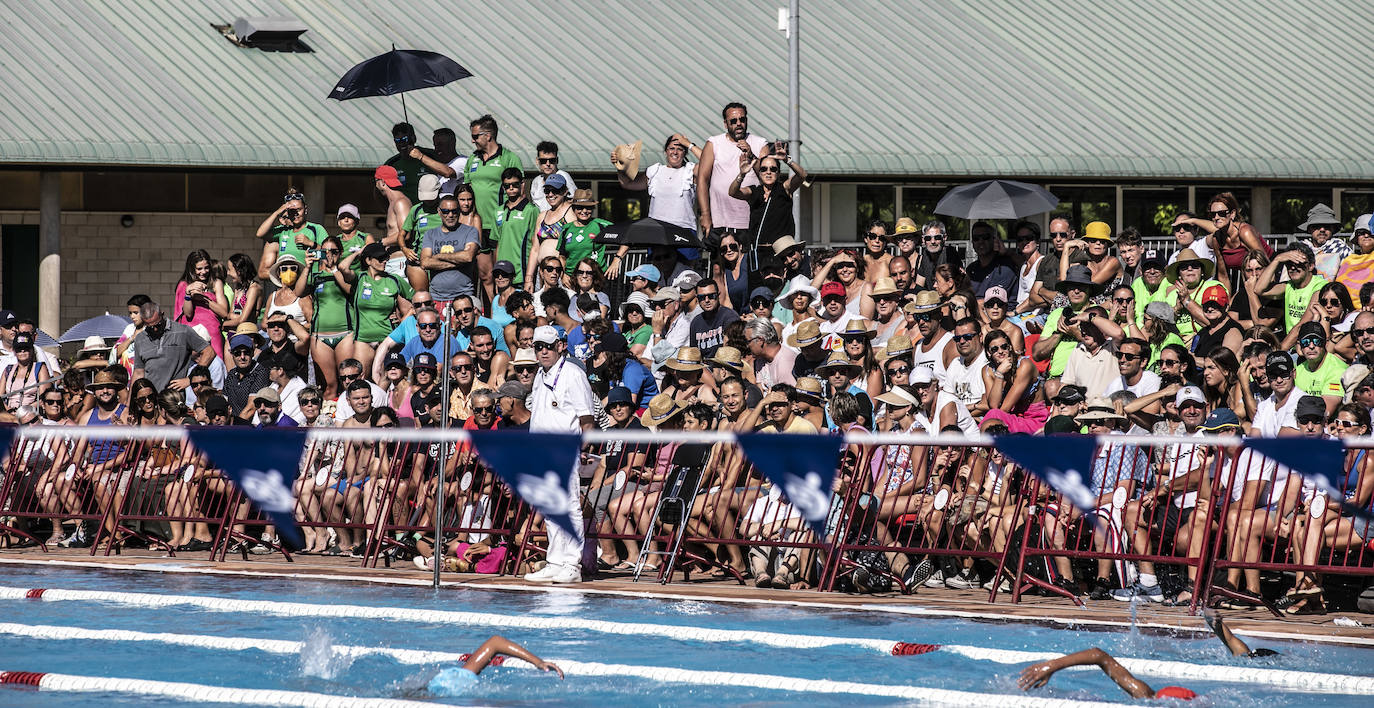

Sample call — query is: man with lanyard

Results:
[255,189,326,279]
[559,189,616,276]
[524,326,596,585]
[493,168,539,286]
[465,114,524,253]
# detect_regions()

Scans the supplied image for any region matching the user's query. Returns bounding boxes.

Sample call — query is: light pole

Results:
[786,0,801,238]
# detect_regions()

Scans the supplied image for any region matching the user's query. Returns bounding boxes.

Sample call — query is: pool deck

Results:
[2,547,1372,647]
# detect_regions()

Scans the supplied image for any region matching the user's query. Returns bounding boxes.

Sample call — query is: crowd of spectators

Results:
[1,106,1371,612]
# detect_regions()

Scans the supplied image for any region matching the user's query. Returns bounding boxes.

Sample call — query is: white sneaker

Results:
[549,565,582,584]
[945,570,979,590]
[523,564,559,583]
[923,569,946,588]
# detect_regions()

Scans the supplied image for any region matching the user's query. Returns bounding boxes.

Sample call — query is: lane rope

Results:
[0,623,1109,707]
[3,587,1372,695]
[0,669,442,707]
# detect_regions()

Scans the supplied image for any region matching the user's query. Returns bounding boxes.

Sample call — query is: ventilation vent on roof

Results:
[214,17,312,53]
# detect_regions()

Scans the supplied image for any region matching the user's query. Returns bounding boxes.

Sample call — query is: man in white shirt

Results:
[1251,352,1301,437]
[1103,337,1160,398]
[912,367,978,436]
[529,141,577,211]
[524,326,596,585]
[943,318,988,416]
[332,358,388,423]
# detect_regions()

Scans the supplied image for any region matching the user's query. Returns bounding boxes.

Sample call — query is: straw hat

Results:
[639,393,686,427]
[786,320,824,348]
[903,290,942,314]
[870,277,900,298]
[1082,221,1113,242]
[710,346,745,371]
[816,349,861,374]
[838,317,877,340]
[570,188,596,207]
[611,140,643,179]
[880,334,914,362]
[771,235,803,257]
[1165,248,1215,281]
[1076,396,1126,424]
[663,346,705,372]
[893,217,919,236]
[269,253,304,287]
[85,369,121,392]
[793,376,824,401]
[511,348,537,366]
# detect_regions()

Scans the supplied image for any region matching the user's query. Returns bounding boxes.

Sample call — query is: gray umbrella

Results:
[933,179,1059,220]
[58,313,132,343]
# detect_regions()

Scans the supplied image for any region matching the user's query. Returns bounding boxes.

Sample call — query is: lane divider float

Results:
[0,669,441,707]
[4,587,1371,695]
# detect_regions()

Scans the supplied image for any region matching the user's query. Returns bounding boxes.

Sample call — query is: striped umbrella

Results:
[58,313,131,343]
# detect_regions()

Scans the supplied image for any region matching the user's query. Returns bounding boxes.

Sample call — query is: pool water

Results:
[0,565,1370,706]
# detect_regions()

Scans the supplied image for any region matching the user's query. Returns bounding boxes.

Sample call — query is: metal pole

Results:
[432,303,453,589]
[788,0,801,240]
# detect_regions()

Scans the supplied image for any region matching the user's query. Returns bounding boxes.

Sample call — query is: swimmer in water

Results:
[427,635,563,696]
[1018,610,1276,700]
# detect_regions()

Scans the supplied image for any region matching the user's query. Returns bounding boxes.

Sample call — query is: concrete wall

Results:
[1,210,264,330]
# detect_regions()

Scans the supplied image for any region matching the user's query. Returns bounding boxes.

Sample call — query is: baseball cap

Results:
[1141,249,1165,270]
[384,352,407,369]
[1043,415,1080,434]
[336,203,360,220]
[1294,395,1327,421]
[1053,384,1085,404]
[749,286,775,303]
[533,325,560,344]
[492,260,516,277]
[1144,300,1176,324]
[820,282,847,300]
[0,310,15,327]
[673,270,703,291]
[1265,351,1295,377]
[412,352,438,371]
[544,173,568,191]
[374,165,402,188]
[418,174,441,200]
[983,286,1009,305]
[204,395,230,416]
[496,380,530,401]
[626,263,662,284]
[606,386,634,406]
[361,242,390,262]
[253,387,281,404]
[1175,385,1205,407]
[1199,284,1228,308]
[1297,321,1327,342]
[1198,408,1240,432]
[228,334,257,351]
[650,286,681,303]
[12,331,33,350]
[910,367,935,385]
[595,331,628,354]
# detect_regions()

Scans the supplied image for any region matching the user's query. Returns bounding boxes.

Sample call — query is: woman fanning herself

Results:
[299,237,355,397]
[336,242,414,378]
[174,249,229,360]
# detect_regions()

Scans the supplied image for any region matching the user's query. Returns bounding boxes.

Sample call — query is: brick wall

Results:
[2,211,264,329]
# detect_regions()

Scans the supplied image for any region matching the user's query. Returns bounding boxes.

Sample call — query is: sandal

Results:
[611,561,636,571]
[754,574,773,589]
[1286,597,1327,616]
[596,558,618,572]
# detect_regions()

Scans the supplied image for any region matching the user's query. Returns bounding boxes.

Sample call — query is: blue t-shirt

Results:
[428,666,478,696]
[455,316,509,354]
[390,315,508,354]
[612,358,659,406]
[400,334,464,363]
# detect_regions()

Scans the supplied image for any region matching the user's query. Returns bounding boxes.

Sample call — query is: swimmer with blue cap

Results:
[428,635,563,696]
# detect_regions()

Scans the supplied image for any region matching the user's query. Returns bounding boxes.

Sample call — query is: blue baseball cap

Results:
[1198,408,1240,432]
[544,173,568,191]
[228,334,257,351]
[606,386,634,406]
[625,264,661,284]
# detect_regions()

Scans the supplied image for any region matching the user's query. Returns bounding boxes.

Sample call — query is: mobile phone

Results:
[309,249,324,259]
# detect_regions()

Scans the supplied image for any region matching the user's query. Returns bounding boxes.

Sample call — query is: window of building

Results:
[1271,186,1336,235]
[1048,186,1114,230]
[855,184,895,236]
[593,181,649,223]
[1121,187,1189,237]
[1340,190,1374,231]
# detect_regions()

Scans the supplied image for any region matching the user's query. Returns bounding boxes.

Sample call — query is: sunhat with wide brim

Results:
[663,346,705,372]
[786,320,824,348]
[710,346,745,371]
[879,334,914,362]
[838,317,877,340]
[816,350,862,373]
[269,253,304,287]
[638,393,685,427]
[902,290,942,314]
[1165,248,1215,281]
[1055,264,1102,295]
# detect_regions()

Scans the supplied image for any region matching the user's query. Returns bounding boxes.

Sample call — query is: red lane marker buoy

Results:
[890,642,941,656]
[0,671,47,686]
[23,589,45,599]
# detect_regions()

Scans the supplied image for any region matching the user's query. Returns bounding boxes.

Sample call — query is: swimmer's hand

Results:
[1017,662,1053,690]
[536,660,564,679]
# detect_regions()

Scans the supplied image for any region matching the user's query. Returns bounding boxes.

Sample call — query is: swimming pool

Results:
[0,565,1370,706]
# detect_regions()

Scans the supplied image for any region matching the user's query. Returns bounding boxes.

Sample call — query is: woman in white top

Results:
[263,254,312,329]
[1011,221,1042,311]
[612,134,700,230]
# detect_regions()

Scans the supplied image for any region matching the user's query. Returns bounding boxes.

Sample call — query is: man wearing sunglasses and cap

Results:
[1252,351,1302,437]
[1292,321,1347,415]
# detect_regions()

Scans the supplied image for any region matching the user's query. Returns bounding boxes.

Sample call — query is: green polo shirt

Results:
[1041,304,1089,377]
[340,231,369,272]
[402,204,437,253]
[493,198,540,282]
[384,148,442,203]
[465,146,524,234]
[352,271,415,344]
[1132,277,1171,321]
[269,221,327,262]
[559,218,612,273]
[1295,352,1347,399]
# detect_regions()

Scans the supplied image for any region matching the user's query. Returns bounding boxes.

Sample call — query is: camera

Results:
[284,208,300,219]
[309,249,324,259]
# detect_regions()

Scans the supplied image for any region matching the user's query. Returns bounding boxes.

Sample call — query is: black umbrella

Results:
[594,218,702,248]
[327,47,472,122]
[933,179,1059,220]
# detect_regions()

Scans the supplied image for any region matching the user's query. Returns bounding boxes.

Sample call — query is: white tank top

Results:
[266,296,307,327]
[1017,254,1040,307]
[913,331,953,384]
[943,350,987,408]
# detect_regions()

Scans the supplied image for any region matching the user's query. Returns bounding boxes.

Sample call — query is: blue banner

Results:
[1244,437,1374,522]
[186,427,308,548]
[994,434,1104,521]
[468,429,584,539]
[737,433,843,540]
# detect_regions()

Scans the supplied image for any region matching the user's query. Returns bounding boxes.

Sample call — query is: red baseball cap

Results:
[374,165,402,188]
[820,282,847,300]
[1200,284,1228,308]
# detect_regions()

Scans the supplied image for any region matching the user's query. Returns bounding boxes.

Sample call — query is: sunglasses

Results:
[923,234,944,242]
[542,187,562,194]
[340,373,361,382]
[912,313,934,322]
[299,398,321,406]
[576,269,597,276]
[514,365,537,374]
[533,342,558,352]
[834,262,856,269]
[231,348,254,356]
[417,322,440,330]
[573,205,594,211]
[472,405,496,414]
[537,157,557,164]
[1353,326,1374,339]
[1117,351,1143,362]
[886,365,910,376]
[722,243,741,252]
[1333,419,1361,428]
[651,301,669,310]
[988,343,1012,354]
[1297,416,1325,426]
[758,166,779,173]
[502,182,522,189]
[1208,209,1231,218]
[541,265,560,272]
[951,333,977,343]
[450,363,472,372]
[494,271,512,279]
[865,232,885,240]
[1299,336,1325,347]
[42,398,63,405]
[698,292,719,300]
[1321,298,1344,306]
[751,299,771,309]
[452,307,474,315]
[438,208,459,215]
[1113,296,1134,304]
[255,399,279,407]
[1174,224,1198,232]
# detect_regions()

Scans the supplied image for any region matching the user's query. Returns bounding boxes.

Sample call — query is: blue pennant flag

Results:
[0,426,19,467]
[736,432,843,540]
[469,429,584,539]
[186,427,309,548]
[995,434,1104,521]
[1244,437,1374,521]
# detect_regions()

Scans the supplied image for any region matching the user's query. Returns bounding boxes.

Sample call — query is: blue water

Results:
[0,565,1369,706]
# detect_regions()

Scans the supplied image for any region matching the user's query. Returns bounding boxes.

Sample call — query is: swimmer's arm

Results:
[463,635,564,679]
[1018,648,1152,698]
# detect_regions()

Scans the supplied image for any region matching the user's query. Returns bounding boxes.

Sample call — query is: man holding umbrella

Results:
[385,122,456,203]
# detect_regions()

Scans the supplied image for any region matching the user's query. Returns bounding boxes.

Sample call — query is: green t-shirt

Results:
[1284,276,1328,332]
[385,148,441,203]
[1147,333,1187,373]
[559,218,612,273]
[1166,278,1224,344]
[402,205,437,253]
[1294,352,1347,399]
[493,198,540,283]
[339,231,369,273]
[269,222,326,262]
[352,271,414,344]
[625,322,652,348]
[1132,277,1171,322]
[307,265,352,333]
[1041,305,1088,377]
[465,146,524,235]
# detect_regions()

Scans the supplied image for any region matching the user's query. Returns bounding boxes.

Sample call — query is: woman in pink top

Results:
[173,249,228,360]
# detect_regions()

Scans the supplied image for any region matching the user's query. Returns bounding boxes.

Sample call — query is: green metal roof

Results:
[1,1,1371,180]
